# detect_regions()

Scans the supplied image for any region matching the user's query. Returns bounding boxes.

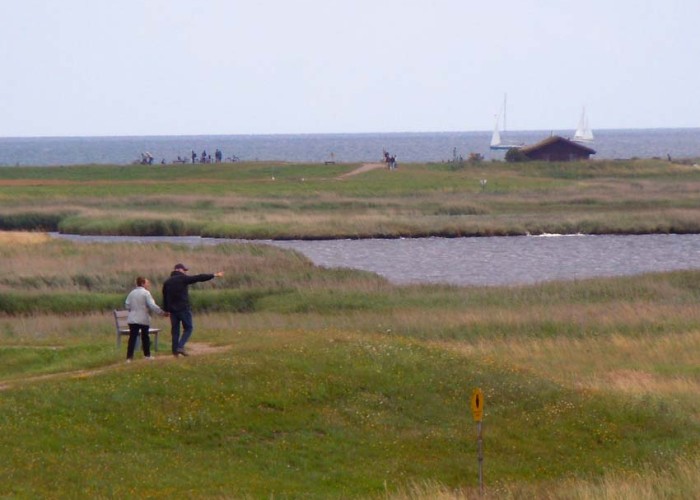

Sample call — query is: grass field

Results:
[0,232,698,498]
[3,159,700,239]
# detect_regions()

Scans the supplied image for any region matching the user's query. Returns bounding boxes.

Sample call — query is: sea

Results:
[1,128,700,166]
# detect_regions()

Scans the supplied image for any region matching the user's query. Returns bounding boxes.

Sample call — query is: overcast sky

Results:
[2,0,699,137]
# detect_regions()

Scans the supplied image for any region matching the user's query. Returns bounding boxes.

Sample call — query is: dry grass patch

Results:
[602,369,700,395]
[0,237,311,292]
[372,301,700,334]
[0,231,50,245]
[436,328,700,411]
[0,312,129,343]
[387,455,700,499]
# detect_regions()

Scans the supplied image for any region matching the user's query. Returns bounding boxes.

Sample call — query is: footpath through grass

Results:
[0,235,698,497]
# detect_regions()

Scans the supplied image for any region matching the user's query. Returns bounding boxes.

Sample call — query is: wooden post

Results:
[471,388,484,495]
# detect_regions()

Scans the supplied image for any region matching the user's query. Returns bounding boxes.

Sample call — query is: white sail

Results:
[573,108,594,143]
[489,102,522,150]
[490,115,502,148]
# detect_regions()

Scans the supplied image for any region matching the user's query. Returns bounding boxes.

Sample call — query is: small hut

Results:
[519,135,596,162]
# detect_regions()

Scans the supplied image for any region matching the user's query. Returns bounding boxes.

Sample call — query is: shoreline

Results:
[3,128,700,166]
[47,227,700,242]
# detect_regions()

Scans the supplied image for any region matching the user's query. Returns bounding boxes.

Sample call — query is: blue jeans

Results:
[169,309,193,353]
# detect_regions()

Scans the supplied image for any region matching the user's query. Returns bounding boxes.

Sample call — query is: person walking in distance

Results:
[125,277,167,362]
[162,263,224,357]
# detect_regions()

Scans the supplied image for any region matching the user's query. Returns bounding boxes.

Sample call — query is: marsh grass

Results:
[0,213,66,231]
[5,160,700,238]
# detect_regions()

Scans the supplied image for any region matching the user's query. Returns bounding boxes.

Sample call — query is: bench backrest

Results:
[113,309,130,334]
[113,309,160,351]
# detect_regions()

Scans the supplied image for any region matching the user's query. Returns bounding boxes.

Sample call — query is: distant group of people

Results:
[123,263,224,362]
[140,148,239,165]
[383,150,398,170]
[190,149,223,164]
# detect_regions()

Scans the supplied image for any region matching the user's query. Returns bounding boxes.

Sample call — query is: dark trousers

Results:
[169,309,194,353]
[127,323,151,359]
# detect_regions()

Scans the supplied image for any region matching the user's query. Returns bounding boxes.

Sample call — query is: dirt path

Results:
[0,342,232,391]
[337,162,386,179]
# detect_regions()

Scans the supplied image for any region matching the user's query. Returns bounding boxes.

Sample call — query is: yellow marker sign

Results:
[471,388,484,422]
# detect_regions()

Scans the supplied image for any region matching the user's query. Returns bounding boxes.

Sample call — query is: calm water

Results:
[51,233,700,287]
[3,128,700,166]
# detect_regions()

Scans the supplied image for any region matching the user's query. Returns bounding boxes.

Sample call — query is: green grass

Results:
[4,159,700,238]
[0,238,698,497]
[1,330,696,498]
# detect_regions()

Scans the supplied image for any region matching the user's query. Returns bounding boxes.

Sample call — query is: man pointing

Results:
[162,263,224,357]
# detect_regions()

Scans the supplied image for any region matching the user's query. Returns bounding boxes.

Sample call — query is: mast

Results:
[490,92,523,150]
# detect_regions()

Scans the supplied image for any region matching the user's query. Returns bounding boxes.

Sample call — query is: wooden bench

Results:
[113,310,160,351]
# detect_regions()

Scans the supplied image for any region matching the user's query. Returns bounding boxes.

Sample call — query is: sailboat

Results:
[489,114,520,150]
[573,107,594,144]
[489,94,522,150]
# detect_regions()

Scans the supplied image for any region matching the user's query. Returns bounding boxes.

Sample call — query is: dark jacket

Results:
[162,271,215,312]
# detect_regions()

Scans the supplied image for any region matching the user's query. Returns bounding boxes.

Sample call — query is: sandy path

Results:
[337,162,386,179]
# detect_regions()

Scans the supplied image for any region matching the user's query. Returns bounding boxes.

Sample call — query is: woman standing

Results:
[124,277,167,362]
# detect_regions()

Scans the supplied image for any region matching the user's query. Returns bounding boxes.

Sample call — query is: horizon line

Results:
[2,125,700,141]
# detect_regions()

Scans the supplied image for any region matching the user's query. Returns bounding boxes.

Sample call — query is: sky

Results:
[2,0,700,137]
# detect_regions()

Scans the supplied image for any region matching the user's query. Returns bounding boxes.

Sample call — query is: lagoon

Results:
[51,233,700,287]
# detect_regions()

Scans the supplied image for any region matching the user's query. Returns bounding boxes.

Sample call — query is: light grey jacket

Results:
[125,286,164,325]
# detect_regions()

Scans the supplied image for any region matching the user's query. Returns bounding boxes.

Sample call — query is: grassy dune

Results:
[0,234,698,497]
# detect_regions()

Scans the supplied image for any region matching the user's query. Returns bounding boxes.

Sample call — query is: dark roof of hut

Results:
[519,135,596,155]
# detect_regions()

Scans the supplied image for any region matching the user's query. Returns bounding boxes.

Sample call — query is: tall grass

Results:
[0,231,50,245]
[389,455,700,499]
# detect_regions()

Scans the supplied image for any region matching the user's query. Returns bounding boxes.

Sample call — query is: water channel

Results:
[51,233,700,287]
